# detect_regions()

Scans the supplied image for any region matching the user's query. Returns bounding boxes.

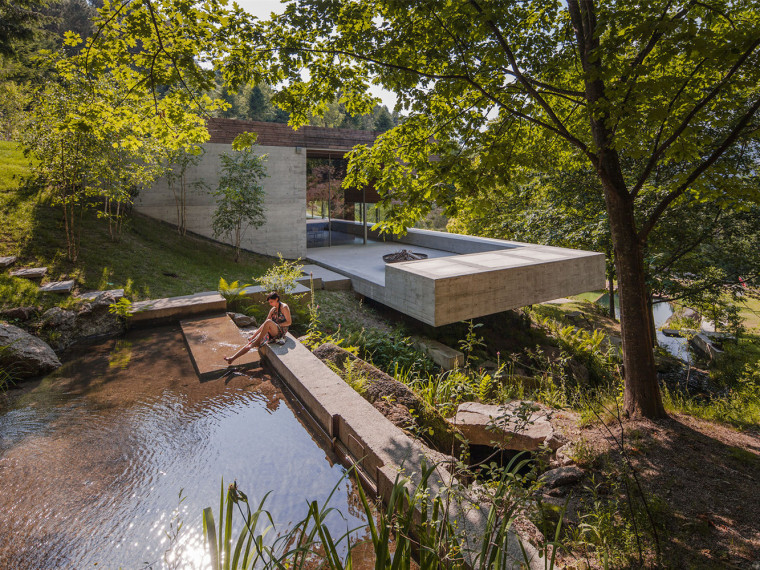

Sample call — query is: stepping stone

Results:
[39,279,75,294]
[300,264,352,291]
[181,314,260,380]
[77,289,125,301]
[0,256,17,268]
[9,267,47,280]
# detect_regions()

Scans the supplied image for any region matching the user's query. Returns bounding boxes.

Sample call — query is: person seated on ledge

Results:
[224,291,291,365]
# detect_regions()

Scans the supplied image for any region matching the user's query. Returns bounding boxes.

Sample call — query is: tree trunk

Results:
[603,178,666,418]
[606,247,616,321]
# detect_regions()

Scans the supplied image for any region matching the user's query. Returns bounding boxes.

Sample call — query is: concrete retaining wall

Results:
[135,143,307,259]
[261,335,542,568]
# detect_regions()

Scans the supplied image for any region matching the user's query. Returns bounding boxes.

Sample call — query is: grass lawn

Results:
[738,295,760,332]
[0,140,276,308]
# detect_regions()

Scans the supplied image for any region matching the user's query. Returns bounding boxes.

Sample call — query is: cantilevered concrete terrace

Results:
[306,221,606,327]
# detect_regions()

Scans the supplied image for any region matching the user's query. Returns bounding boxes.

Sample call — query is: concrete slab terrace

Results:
[181,314,260,380]
[305,232,605,327]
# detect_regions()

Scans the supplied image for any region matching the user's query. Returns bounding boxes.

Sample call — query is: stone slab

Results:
[414,337,463,370]
[9,267,47,280]
[295,274,323,290]
[129,291,226,324]
[181,314,260,380]
[77,289,125,301]
[239,282,311,300]
[39,279,75,294]
[300,264,353,290]
[0,256,17,268]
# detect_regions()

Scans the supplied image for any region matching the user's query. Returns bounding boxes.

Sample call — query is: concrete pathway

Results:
[306,242,454,287]
[181,314,260,380]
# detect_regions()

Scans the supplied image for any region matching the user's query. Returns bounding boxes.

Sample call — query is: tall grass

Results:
[200,461,556,570]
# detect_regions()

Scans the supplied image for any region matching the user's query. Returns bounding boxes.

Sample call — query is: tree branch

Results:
[639,95,760,241]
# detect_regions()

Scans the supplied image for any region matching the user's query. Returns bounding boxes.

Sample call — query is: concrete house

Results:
[135,118,605,326]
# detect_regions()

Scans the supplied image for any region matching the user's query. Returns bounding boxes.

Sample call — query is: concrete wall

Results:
[329,220,521,253]
[135,142,307,259]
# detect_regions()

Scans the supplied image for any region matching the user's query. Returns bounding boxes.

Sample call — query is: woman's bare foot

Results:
[224,356,234,364]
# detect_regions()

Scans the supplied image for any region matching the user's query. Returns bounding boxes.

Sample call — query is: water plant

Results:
[200,460,559,570]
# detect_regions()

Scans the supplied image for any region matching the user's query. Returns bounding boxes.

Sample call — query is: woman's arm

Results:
[280,303,292,327]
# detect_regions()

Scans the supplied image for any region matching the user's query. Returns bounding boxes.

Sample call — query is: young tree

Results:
[165,145,206,236]
[79,0,760,419]
[211,147,267,262]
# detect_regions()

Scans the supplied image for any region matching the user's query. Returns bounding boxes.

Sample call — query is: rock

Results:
[312,343,463,454]
[568,360,590,385]
[449,401,565,452]
[9,267,47,280]
[40,307,76,330]
[0,323,61,378]
[0,255,17,268]
[227,312,257,327]
[540,465,584,489]
[39,279,75,294]
[37,293,124,350]
[0,306,38,321]
[74,292,125,340]
[553,443,576,467]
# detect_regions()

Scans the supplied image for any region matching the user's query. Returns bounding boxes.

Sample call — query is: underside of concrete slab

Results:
[181,314,260,380]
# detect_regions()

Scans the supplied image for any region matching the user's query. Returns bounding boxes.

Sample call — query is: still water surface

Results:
[0,326,367,568]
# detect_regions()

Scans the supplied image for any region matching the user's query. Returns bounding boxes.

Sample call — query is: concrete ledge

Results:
[129,291,226,324]
[300,264,352,291]
[240,283,311,301]
[261,334,541,568]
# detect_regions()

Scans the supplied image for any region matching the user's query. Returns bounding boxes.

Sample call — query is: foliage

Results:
[218,278,251,313]
[212,148,267,262]
[107,297,132,320]
[255,254,303,297]
[343,327,435,378]
[663,360,760,428]
[458,321,486,370]
[200,460,551,570]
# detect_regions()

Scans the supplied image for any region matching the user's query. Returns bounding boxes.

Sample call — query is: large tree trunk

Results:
[602,176,666,418]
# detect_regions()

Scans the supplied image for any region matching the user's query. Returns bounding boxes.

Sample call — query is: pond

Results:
[0,326,368,568]
[596,293,692,361]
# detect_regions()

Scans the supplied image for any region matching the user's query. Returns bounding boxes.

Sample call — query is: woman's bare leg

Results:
[224,320,278,364]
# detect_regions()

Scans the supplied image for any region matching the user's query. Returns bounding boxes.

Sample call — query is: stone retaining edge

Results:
[261,334,542,569]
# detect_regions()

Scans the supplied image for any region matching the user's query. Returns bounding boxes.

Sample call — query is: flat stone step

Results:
[129,291,226,324]
[414,338,463,370]
[0,256,17,268]
[181,314,260,380]
[295,274,323,289]
[77,288,125,301]
[9,267,47,280]
[39,279,75,294]
[300,264,352,291]
[239,283,311,300]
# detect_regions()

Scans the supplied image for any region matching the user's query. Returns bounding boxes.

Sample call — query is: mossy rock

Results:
[313,343,463,455]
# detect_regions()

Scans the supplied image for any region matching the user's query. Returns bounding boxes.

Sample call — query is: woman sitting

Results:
[224,292,291,365]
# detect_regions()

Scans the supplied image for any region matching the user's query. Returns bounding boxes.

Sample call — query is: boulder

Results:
[312,343,463,454]
[74,292,126,340]
[0,306,38,322]
[540,465,584,489]
[449,401,565,452]
[0,323,61,378]
[37,292,124,350]
[227,312,257,327]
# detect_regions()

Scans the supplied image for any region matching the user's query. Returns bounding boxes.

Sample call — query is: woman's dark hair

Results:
[267,292,280,301]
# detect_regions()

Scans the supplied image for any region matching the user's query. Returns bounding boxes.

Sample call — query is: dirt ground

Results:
[555,410,760,569]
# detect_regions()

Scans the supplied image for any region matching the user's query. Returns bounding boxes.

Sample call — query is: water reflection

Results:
[597,294,691,360]
[0,326,367,569]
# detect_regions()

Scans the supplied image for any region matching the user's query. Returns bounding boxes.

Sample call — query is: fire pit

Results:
[382,249,429,263]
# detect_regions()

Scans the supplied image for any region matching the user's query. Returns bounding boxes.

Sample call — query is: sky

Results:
[231,0,398,110]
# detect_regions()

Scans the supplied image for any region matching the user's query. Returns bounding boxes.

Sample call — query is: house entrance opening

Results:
[306,152,377,248]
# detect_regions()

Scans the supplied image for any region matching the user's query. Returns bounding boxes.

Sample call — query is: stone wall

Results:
[135,142,307,259]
